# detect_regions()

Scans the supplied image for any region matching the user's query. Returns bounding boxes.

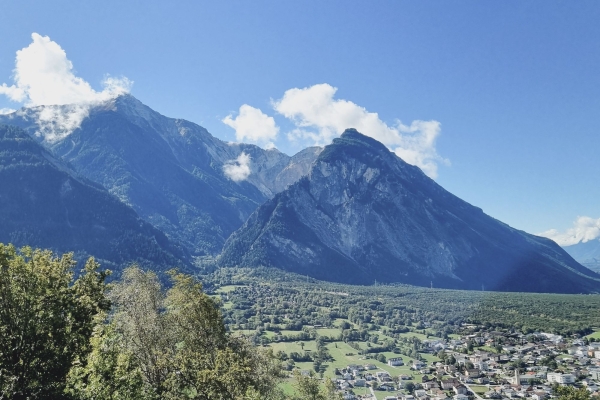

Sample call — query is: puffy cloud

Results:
[222,104,279,148]
[1,33,131,106]
[273,83,447,178]
[0,108,15,115]
[0,33,132,142]
[539,216,600,246]
[223,152,252,182]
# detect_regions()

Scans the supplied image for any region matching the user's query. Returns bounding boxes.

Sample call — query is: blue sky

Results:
[1,1,599,242]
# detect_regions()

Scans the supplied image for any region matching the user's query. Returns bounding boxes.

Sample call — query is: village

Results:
[330,327,600,400]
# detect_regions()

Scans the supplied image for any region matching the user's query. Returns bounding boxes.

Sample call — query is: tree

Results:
[293,370,325,400]
[69,266,283,399]
[0,245,110,399]
[554,385,591,400]
[324,377,342,400]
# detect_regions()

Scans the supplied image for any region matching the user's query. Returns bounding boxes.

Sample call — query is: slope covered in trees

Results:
[0,124,187,273]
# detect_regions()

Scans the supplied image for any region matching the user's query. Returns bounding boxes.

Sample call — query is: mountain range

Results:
[220,129,600,293]
[1,95,318,256]
[1,95,598,293]
[0,124,184,272]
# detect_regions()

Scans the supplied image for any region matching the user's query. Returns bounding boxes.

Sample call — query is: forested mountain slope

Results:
[0,125,187,272]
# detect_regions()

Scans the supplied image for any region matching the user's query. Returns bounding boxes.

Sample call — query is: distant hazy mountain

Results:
[0,95,319,255]
[563,240,600,273]
[220,129,600,294]
[0,125,186,272]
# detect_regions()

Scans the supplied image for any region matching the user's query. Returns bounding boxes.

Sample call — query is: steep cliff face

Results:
[0,95,319,255]
[221,129,600,293]
[0,125,187,272]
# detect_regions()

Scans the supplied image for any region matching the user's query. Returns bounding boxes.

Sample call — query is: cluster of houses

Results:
[329,329,600,400]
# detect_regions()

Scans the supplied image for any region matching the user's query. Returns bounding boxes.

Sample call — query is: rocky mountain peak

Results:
[220,129,600,293]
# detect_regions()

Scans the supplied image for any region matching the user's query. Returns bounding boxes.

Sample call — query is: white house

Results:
[412,360,426,370]
[547,373,575,384]
[389,357,405,366]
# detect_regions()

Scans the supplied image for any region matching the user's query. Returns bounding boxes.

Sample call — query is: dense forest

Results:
[203,266,600,338]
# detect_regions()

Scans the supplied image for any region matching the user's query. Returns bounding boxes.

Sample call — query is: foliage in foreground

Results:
[0,244,109,399]
[554,384,592,400]
[0,244,284,399]
[67,266,284,399]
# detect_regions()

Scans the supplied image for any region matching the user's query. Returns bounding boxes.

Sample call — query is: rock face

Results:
[0,95,319,255]
[0,125,187,272]
[220,129,600,293]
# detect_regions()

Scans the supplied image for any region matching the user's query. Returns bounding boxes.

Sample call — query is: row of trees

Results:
[0,244,283,399]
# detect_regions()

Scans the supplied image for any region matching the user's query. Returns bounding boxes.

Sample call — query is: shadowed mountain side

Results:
[0,95,320,255]
[0,125,188,273]
[220,129,600,294]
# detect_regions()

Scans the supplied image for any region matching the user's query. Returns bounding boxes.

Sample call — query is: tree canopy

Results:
[0,244,109,399]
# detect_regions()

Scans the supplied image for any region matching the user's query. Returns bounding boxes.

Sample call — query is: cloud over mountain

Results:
[0,33,131,107]
[222,105,279,148]
[223,83,447,178]
[539,216,600,246]
[0,33,132,142]
[223,152,252,182]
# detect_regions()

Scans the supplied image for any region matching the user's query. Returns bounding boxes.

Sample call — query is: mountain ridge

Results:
[0,95,321,255]
[2,99,597,294]
[220,129,600,293]
[0,124,188,272]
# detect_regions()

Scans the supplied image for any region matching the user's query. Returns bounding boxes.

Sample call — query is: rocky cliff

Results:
[220,129,600,293]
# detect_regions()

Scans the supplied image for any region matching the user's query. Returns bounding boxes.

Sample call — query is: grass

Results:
[235,315,441,397]
[470,385,488,395]
[267,340,318,354]
[477,345,500,353]
[586,329,600,339]
[215,285,245,293]
[316,328,342,338]
[278,379,296,396]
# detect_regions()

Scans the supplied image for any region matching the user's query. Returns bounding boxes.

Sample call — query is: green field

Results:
[586,329,600,339]
[470,385,488,395]
[204,266,600,397]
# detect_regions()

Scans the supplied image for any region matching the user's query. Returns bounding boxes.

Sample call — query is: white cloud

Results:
[0,33,132,142]
[0,108,15,115]
[273,83,447,178]
[30,104,91,142]
[222,104,279,148]
[223,152,252,182]
[539,216,600,246]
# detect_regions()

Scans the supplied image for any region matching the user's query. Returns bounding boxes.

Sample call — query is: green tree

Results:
[324,377,342,400]
[66,321,150,400]
[554,385,591,400]
[69,266,283,399]
[0,245,110,399]
[293,371,325,400]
